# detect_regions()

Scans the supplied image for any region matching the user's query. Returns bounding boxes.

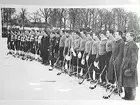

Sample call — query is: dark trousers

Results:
[88,54,96,80]
[98,54,107,82]
[50,47,55,67]
[15,40,18,50]
[17,40,20,51]
[42,50,49,64]
[78,51,84,74]
[59,47,64,61]
[106,51,112,82]
[64,47,68,55]
[71,50,77,66]
[10,41,14,50]
[83,53,90,78]
[30,42,35,54]
[124,87,136,100]
[106,51,112,71]
[20,42,24,51]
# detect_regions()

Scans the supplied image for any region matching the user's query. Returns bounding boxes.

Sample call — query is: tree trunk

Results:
[59,18,62,29]
[45,18,48,28]
[64,18,66,30]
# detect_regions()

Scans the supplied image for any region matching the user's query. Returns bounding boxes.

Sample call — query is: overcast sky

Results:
[15,5,140,16]
[14,5,140,23]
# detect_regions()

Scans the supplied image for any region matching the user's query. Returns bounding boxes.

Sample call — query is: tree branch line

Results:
[1,8,140,35]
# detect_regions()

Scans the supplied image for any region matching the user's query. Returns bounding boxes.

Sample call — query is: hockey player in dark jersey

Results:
[7,30,12,55]
[49,31,57,70]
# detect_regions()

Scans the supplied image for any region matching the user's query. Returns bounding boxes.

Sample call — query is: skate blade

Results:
[103,95,110,99]
[78,82,82,85]
[49,68,53,71]
[89,85,96,89]
[57,72,62,75]
[90,80,96,84]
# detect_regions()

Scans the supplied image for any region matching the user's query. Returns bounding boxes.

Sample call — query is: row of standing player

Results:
[6,29,138,100]
[7,29,60,63]
[56,30,138,100]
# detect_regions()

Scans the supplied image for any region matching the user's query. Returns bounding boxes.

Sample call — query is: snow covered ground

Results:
[0,38,140,104]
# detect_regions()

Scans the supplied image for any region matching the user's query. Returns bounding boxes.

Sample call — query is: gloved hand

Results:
[81,59,85,65]
[70,47,74,53]
[124,69,133,77]
[65,55,68,60]
[65,63,68,69]
[67,55,71,60]
[86,55,89,61]
[94,61,99,69]
[70,47,73,52]
[73,51,76,57]
[78,52,82,58]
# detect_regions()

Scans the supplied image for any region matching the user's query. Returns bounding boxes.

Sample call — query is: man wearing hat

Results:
[119,32,138,100]
[41,31,50,65]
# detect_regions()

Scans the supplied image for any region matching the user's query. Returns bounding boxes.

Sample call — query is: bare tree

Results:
[28,12,41,27]
[38,8,52,28]
[57,8,66,29]
[68,8,81,30]
[3,7,139,35]
[127,12,140,34]
[62,8,69,30]
[19,8,28,30]
[1,8,16,28]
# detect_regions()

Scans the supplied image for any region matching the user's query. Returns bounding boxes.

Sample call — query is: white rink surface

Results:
[0,38,140,104]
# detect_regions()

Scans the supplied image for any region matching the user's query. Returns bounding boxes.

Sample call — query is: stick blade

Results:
[49,69,53,71]
[89,85,96,89]
[78,82,82,85]
[57,72,61,75]
[103,96,109,99]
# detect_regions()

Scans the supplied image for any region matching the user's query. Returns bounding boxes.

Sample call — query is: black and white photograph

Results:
[0,1,140,104]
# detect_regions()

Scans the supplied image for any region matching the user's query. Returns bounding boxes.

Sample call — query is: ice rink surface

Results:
[0,38,140,104]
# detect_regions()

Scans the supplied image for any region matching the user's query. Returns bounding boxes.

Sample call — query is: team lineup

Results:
[6,29,139,100]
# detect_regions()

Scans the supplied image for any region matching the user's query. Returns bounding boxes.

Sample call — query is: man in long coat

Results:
[49,32,56,68]
[41,31,50,65]
[118,32,139,100]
